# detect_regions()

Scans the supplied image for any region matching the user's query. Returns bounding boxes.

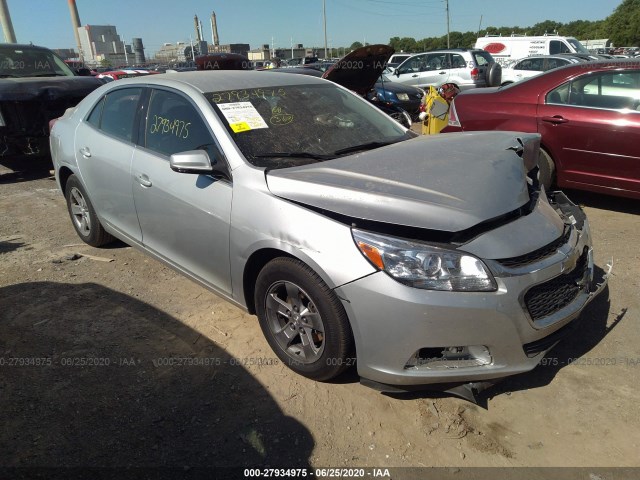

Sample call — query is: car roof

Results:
[111,70,330,93]
[0,43,53,52]
[497,58,640,91]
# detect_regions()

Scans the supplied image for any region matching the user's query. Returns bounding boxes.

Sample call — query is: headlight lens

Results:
[352,229,497,292]
[396,93,410,101]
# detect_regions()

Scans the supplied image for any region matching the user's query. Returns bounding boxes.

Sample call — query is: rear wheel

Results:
[254,257,354,381]
[537,148,556,191]
[65,175,114,247]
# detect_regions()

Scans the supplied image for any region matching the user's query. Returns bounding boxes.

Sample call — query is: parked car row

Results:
[443,59,640,199]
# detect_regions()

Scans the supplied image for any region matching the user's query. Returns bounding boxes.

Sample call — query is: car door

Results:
[393,54,427,86]
[131,87,233,293]
[538,71,640,195]
[445,53,466,86]
[74,87,143,242]
[416,53,449,88]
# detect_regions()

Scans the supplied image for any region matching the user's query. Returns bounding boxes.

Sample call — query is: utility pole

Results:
[445,0,450,48]
[477,14,483,38]
[0,0,17,43]
[323,0,328,59]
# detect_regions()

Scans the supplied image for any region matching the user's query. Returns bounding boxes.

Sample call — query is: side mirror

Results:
[394,68,400,77]
[76,68,92,76]
[170,149,229,178]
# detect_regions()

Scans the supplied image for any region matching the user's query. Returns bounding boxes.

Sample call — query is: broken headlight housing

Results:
[352,229,497,292]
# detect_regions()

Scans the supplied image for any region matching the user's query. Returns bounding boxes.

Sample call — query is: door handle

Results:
[137,174,152,187]
[542,116,568,124]
[439,71,446,74]
[79,147,91,158]
[411,74,419,77]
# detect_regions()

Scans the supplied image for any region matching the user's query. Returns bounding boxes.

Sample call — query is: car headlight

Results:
[352,229,497,292]
[396,93,410,101]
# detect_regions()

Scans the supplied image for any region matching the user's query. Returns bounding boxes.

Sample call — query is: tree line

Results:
[384,0,639,53]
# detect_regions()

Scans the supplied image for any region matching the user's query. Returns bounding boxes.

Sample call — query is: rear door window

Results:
[99,88,142,142]
[472,51,493,66]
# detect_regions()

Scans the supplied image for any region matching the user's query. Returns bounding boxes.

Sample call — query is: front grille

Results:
[497,227,571,268]
[524,250,588,321]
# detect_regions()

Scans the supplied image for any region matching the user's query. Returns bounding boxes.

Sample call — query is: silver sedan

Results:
[50,71,606,394]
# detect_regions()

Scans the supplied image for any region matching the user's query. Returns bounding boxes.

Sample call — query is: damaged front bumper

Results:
[335,190,610,393]
[0,133,48,158]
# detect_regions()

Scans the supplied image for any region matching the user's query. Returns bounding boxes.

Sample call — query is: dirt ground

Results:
[1,163,639,474]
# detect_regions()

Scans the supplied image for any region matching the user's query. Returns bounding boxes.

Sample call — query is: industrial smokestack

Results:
[67,0,82,60]
[194,15,202,42]
[211,11,219,47]
[0,0,17,43]
[133,38,145,64]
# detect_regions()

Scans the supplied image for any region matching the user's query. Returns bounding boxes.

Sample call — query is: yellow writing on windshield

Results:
[210,88,287,104]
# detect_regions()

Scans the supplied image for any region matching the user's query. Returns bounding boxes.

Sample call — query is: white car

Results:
[500,55,585,85]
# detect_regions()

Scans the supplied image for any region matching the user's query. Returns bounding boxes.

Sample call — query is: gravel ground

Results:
[1,163,639,476]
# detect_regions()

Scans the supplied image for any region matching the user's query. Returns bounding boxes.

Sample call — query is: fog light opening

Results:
[405,345,492,369]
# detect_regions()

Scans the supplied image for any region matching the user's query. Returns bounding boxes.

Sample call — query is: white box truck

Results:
[475,34,591,65]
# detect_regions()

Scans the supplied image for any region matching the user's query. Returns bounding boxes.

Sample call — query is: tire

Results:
[486,62,502,87]
[537,148,556,191]
[254,257,354,381]
[64,175,114,247]
[389,109,412,128]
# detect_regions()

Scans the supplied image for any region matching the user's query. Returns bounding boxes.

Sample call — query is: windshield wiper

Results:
[252,152,336,161]
[30,73,69,77]
[0,74,19,78]
[333,140,397,156]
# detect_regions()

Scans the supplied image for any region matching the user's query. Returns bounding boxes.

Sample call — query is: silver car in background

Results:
[50,71,606,396]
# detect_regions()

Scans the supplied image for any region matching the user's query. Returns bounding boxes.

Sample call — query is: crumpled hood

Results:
[0,76,103,101]
[267,131,539,233]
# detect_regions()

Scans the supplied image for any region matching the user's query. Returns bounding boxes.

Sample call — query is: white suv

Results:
[389,48,501,90]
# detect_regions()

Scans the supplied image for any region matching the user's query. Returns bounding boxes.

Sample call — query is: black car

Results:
[0,44,103,169]
[370,74,424,119]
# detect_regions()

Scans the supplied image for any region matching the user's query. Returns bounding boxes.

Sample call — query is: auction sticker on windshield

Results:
[217,102,269,133]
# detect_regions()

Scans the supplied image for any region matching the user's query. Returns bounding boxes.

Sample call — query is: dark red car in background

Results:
[443,60,640,199]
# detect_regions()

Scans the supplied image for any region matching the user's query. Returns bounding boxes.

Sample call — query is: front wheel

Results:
[388,109,412,128]
[254,257,354,381]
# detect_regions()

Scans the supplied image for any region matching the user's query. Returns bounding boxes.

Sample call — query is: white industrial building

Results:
[77,25,132,66]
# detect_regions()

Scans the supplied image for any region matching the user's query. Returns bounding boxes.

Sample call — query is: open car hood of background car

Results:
[0,76,102,101]
[323,44,394,95]
[267,131,539,233]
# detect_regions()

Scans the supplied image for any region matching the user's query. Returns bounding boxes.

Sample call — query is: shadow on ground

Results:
[562,188,640,215]
[0,282,313,472]
[0,158,53,184]
[491,271,617,399]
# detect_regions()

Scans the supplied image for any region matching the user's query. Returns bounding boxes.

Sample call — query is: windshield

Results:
[568,38,590,54]
[207,83,412,169]
[0,46,76,78]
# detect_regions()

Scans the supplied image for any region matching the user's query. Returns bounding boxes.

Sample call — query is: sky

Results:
[2,0,620,56]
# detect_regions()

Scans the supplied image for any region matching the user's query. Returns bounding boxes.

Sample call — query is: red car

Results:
[443,60,640,199]
[96,69,160,82]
